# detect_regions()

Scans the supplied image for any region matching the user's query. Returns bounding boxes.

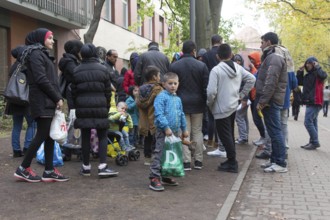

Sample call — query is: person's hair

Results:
[217,44,232,60]
[96,46,107,60]
[145,65,160,81]
[106,49,116,56]
[128,85,138,99]
[120,67,127,76]
[117,101,127,108]
[80,43,97,59]
[261,32,279,45]
[148,41,159,49]
[64,40,83,59]
[182,40,196,54]
[326,86,329,89]
[211,34,223,45]
[163,72,178,82]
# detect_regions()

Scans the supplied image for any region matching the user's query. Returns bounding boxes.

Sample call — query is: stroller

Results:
[107,123,140,166]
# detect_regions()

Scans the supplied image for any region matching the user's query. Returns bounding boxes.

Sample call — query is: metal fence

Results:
[21,0,94,25]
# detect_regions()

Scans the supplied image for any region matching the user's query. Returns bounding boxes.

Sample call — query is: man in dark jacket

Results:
[297,57,328,150]
[169,40,209,170]
[256,32,288,173]
[105,49,120,87]
[134,41,169,86]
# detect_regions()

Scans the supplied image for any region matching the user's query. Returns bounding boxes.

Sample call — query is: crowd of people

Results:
[6,28,328,191]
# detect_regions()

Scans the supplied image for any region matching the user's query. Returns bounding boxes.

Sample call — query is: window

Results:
[0,27,8,92]
[137,4,142,35]
[103,0,112,22]
[148,17,153,40]
[122,0,128,28]
[159,16,164,43]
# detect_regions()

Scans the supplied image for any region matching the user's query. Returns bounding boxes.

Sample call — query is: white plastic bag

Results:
[50,110,68,145]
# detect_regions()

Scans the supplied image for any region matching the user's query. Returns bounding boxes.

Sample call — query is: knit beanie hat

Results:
[80,43,97,59]
[64,40,83,58]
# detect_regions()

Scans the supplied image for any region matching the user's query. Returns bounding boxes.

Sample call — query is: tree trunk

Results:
[209,0,223,35]
[83,0,105,44]
[195,0,211,50]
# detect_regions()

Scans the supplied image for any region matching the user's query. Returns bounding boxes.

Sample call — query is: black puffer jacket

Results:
[169,54,209,114]
[71,57,111,129]
[25,48,62,119]
[58,53,80,109]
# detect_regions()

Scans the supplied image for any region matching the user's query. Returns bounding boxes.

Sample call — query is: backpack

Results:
[3,44,43,106]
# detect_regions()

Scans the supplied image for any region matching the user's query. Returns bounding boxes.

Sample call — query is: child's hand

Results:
[165,128,173,136]
[182,131,189,138]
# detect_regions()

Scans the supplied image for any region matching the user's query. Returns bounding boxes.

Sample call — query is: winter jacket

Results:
[126,96,139,126]
[207,61,255,119]
[58,53,80,109]
[25,47,62,119]
[154,90,186,133]
[202,45,219,72]
[169,54,209,114]
[296,57,328,106]
[71,57,111,129]
[136,80,163,136]
[283,72,298,109]
[108,109,133,131]
[105,61,120,87]
[134,48,169,86]
[255,45,288,106]
[123,69,136,94]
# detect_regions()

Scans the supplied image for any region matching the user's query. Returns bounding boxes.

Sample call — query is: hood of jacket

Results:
[58,53,79,72]
[11,45,27,60]
[248,51,261,68]
[220,61,237,79]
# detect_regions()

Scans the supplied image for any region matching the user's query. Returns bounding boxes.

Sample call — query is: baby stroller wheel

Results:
[116,154,128,166]
[128,150,140,161]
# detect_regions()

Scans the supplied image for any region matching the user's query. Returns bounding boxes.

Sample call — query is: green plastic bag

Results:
[161,135,185,177]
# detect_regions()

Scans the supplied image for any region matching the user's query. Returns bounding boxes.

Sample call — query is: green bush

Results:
[0,97,13,136]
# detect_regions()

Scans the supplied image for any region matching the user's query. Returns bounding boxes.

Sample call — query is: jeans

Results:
[235,104,249,140]
[12,114,36,152]
[280,109,289,148]
[262,102,286,167]
[251,99,267,138]
[304,105,322,145]
[129,125,139,146]
[183,113,203,163]
[323,101,329,116]
[112,130,130,150]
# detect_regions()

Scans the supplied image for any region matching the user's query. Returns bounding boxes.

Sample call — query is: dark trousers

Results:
[208,108,219,143]
[81,128,108,165]
[292,104,300,118]
[251,99,266,138]
[144,131,155,158]
[215,112,236,161]
[21,118,54,170]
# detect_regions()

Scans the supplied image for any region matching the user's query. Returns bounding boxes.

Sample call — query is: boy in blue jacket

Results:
[149,72,188,191]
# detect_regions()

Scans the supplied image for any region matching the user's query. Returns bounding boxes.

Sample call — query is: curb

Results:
[215,145,258,220]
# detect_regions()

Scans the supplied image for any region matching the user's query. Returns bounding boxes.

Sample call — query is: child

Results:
[136,66,163,165]
[126,86,139,147]
[108,102,134,152]
[149,72,188,191]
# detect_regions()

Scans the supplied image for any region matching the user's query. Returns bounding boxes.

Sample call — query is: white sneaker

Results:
[260,160,273,168]
[203,135,209,141]
[207,149,227,157]
[253,137,267,146]
[264,163,288,173]
[203,144,207,151]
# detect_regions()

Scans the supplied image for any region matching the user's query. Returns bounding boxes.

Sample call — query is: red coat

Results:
[123,69,135,94]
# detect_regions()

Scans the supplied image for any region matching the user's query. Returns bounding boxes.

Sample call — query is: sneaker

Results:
[218,160,238,173]
[98,165,119,177]
[207,149,227,157]
[149,177,164,191]
[302,143,320,150]
[42,168,69,182]
[183,162,192,171]
[203,144,207,151]
[14,166,41,183]
[255,151,271,159]
[194,160,203,170]
[300,143,310,149]
[124,145,136,152]
[235,139,248,145]
[253,137,267,146]
[264,163,288,173]
[80,166,91,176]
[260,160,274,168]
[203,134,209,141]
[144,157,151,166]
[161,177,178,186]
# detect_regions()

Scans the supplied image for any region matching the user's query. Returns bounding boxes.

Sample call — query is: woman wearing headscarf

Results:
[71,43,118,178]
[14,28,69,183]
[58,39,83,110]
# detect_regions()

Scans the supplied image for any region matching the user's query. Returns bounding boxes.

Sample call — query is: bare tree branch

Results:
[84,0,106,43]
[161,0,182,23]
[278,0,330,22]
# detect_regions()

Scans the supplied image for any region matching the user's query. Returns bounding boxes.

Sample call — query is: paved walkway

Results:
[228,107,330,220]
